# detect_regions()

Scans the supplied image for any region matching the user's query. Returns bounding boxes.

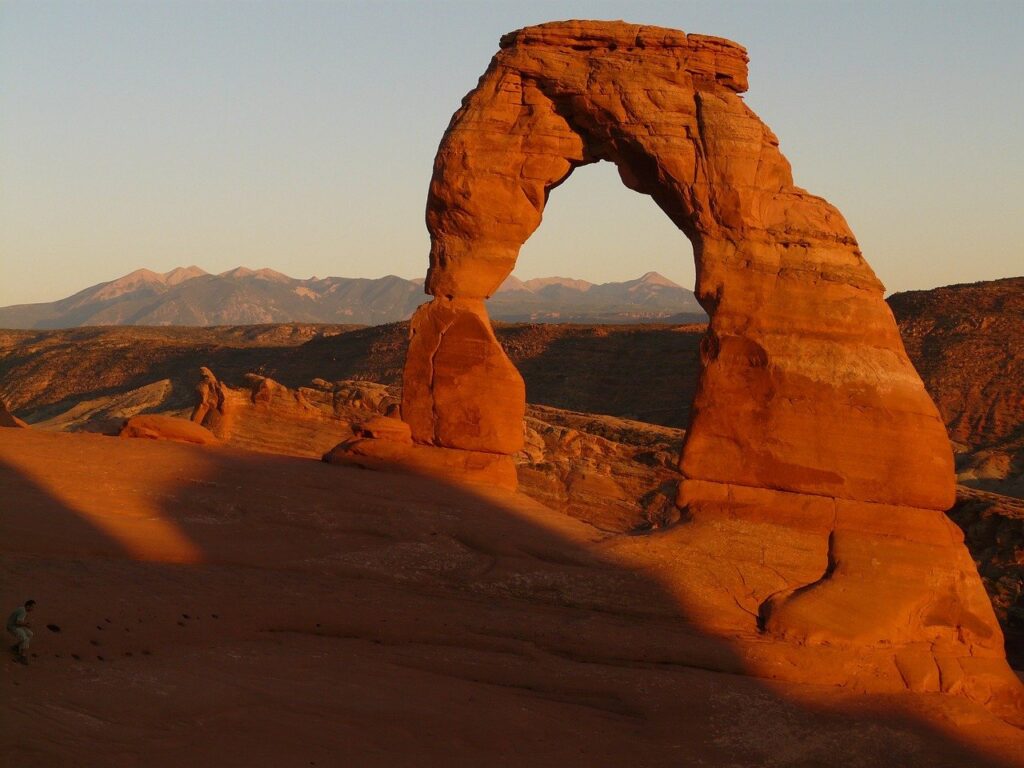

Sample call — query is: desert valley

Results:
[2,13,1023,768]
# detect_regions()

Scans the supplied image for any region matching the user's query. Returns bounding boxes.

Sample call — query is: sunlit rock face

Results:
[191,368,397,459]
[415,20,952,506]
[335,20,1023,720]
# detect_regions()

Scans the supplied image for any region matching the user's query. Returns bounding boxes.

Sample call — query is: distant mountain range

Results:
[0,267,706,329]
[489,272,704,323]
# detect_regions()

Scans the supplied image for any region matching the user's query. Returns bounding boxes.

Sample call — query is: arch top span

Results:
[424,19,876,308]
[497,22,750,93]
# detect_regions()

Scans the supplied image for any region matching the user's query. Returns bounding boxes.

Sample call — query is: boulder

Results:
[119,414,218,445]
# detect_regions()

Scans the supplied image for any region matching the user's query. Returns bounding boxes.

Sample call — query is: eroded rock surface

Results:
[0,398,28,428]
[119,414,218,445]
[192,368,397,459]
[949,487,1024,666]
[516,405,683,532]
[377,20,1022,719]
[413,19,951,507]
[6,428,1024,766]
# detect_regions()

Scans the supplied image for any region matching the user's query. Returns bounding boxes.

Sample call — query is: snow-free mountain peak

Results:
[163,266,209,285]
[522,276,595,292]
[0,267,706,329]
[632,271,681,288]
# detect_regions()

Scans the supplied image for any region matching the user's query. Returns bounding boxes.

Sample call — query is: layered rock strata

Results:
[334,20,1022,719]
[191,368,396,459]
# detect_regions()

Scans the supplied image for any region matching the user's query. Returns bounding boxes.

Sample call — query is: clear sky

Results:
[1,0,1021,305]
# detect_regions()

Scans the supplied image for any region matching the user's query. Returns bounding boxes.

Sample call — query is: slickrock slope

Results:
[3,429,1024,766]
[31,380,181,433]
[144,370,1023,658]
[191,368,397,459]
[0,398,28,428]
[362,19,1020,717]
[890,277,1024,498]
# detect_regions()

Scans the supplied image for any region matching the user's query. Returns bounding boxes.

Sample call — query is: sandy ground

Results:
[2,429,1023,767]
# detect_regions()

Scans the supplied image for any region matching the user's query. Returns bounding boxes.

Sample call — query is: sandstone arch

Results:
[410,21,954,509]
[341,21,1022,719]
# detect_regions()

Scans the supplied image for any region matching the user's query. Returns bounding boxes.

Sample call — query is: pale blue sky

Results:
[1,1,1021,305]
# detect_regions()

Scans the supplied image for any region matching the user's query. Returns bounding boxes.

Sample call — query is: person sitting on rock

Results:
[7,599,35,665]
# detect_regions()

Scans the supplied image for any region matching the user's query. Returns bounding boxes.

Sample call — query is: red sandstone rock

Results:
[390,19,1020,720]
[0,399,28,428]
[402,298,525,455]
[191,368,398,459]
[418,19,951,511]
[8,427,1024,764]
[119,414,218,445]
[516,406,684,532]
[353,416,413,443]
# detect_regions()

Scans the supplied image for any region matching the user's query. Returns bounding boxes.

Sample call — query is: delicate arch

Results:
[406,20,952,510]
[327,21,1022,718]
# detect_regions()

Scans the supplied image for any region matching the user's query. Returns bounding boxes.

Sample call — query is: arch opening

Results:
[488,160,700,327]
[485,158,705,443]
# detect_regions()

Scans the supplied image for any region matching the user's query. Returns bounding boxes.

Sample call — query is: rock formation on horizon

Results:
[333,19,1023,719]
